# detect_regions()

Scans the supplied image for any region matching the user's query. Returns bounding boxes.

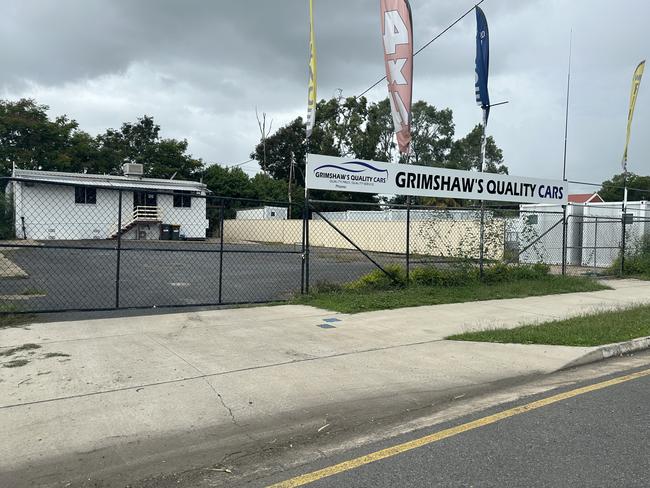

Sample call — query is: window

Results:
[75,186,96,205]
[173,190,192,208]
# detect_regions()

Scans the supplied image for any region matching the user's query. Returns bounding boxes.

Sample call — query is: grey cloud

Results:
[0,0,648,185]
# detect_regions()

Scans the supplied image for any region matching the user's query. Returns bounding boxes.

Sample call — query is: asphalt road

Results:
[0,240,410,312]
[264,367,650,488]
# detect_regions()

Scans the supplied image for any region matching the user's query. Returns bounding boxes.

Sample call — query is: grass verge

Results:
[448,304,650,347]
[293,275,607,314]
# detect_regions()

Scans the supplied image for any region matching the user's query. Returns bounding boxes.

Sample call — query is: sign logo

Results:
[313,161,388,175]
[312,160,389,190]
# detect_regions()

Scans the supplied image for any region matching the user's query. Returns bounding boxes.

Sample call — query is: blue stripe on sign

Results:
[323,318,341,323]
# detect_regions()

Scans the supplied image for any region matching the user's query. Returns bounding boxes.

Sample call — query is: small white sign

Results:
[305,154,567,205]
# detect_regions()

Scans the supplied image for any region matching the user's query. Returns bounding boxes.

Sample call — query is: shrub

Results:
[345,264,406,290]
[410,266,479,287]
[347,262,551,291]
[613,235,650,276]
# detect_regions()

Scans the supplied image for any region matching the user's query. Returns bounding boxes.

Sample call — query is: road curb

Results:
[563,336,650,370]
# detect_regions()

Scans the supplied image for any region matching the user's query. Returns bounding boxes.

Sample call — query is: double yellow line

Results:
[270,368,650,487]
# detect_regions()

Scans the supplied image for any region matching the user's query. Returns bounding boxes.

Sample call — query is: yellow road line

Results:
[269,368,650,488]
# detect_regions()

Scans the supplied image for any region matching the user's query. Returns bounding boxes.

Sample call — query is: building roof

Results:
[568,193,604,204]
[12,169,207,193]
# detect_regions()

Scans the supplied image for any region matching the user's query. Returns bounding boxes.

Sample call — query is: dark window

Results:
[173,190,192,208]
[75,186,96,205]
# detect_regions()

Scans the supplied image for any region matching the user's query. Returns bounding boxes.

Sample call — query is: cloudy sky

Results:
[2,0,648,189]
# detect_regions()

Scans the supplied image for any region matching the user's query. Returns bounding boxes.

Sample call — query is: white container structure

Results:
[235,206,288,220]
[519,201,650,268]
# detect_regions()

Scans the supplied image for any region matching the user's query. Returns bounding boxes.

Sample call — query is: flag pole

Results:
[479,109,486,277]
[620,59,646,274]
[303,0,317,293]
[561,29,572,275]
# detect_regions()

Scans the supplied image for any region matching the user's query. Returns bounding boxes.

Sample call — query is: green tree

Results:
[96,116,204,179]
[447,124,507,174]
[203,164,253,200]
[600,173,650,202]
[0,98,95,175]
[410,101,454,167]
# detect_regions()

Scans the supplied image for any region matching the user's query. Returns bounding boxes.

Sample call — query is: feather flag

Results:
[475,6,490,125]
[306,0,317,139]
[380,0,413,155]
[622,60,645,171]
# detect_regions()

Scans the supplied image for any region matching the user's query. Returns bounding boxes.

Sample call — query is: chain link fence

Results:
[0,177,646,313]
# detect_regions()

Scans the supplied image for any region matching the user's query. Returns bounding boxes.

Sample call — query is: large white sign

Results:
[306,154,568,205]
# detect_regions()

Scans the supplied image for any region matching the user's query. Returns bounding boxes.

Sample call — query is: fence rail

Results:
[0,177,647,314]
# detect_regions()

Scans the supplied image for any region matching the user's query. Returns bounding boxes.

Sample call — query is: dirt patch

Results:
[0,343,41,357]
[3,359,29,368]
[43,352,71,359]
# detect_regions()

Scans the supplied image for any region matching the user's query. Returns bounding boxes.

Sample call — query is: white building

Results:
[236,206,288,220]
[8,166,209,240]
[518,200,650,268]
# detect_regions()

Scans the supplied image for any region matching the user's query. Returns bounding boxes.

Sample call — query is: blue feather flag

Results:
[475,6,490,125]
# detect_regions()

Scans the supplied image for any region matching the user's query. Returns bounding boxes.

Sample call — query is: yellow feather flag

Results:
[306,0,317,139]
[622,60,645,171]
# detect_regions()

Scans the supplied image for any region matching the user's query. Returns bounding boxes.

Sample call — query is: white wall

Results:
[13,182,208,240]
[519,201,650,268]
[157,193,208,239]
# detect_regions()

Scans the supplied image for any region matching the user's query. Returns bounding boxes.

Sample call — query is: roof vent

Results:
[122,163,144,176]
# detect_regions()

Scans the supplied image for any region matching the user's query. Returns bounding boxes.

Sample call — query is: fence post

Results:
[406,197,411,285]
[115,190,122,309]
[561,205,568,275]
[301,200,306,294]
[620,214,627,277]
[479,202,485,278]
[305,190,310,294]
[218,200,225,304]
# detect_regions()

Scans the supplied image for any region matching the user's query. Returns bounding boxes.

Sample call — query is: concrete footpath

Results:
[1,279,650,487]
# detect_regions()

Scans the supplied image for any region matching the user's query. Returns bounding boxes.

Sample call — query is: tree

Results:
[447,124,507,174]
[410,101,454,167]
[0,98,95,175]
[600,173,650,202]
[96,116,204,179]
[203,164,253,200]
[0,99,205,180]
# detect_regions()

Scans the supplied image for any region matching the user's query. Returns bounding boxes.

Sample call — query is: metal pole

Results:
[115,190,123,309]
[406,197,411,284]
[593,217,598,272]
[561,206,568,275]
[301,198,306,294]
[478,118,480,278]
[288,153,294,219]
[621,173,628,276]
[218,200,225,304]
[305,190,310,294]
[561,31,572,277]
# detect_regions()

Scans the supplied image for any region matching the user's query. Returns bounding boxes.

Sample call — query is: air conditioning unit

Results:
[122,163,144,176]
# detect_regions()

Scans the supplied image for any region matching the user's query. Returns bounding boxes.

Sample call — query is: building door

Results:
[133,191,157,209]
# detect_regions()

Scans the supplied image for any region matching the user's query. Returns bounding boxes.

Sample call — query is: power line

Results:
[568,179,650,195]
[357,0,486,99]
[232,158,255,167]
